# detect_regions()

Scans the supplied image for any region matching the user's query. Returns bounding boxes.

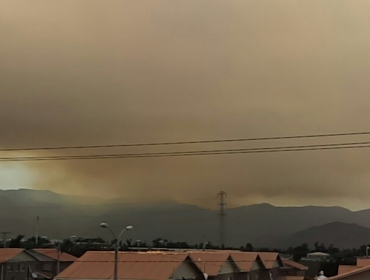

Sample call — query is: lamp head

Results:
[100,222,109,228]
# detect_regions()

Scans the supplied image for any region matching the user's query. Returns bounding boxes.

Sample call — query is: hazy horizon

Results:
[1,187,369,211]
[2,1,370,211]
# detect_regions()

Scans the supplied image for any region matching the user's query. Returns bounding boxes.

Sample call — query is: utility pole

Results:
[57,242,61,275]
[217,191,227,248]
[1,232,12,248]
[35,216,39,246]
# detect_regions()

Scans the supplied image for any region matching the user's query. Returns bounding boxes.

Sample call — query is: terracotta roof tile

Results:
[230,252,260,272]
[282,260,308,271]
[337,265,360,275]
[329,265,370,280]
[258,252,281,269]
[57,251,192,280]
[0,248,24,262]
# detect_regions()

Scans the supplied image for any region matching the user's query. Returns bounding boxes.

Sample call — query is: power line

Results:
[2,140,370,162]
[2,130,370,152]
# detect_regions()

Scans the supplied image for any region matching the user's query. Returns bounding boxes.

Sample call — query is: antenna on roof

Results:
[217,191,227,248]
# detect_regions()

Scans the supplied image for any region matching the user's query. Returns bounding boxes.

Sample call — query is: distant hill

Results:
[277,222,370,249]
[1,189,370,249]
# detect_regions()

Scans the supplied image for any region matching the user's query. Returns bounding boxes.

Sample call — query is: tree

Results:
[314,241,327,252]
[327,244,339,256]
[245,243,254,252]
[23,236,50,249]
[125,239,132,247]
[292,243,309,261]
[152,238,164,247]
[61,239,74,254]
[9,235,24,248]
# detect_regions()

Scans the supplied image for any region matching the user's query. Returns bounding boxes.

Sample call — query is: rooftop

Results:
[0,248,24,262]
[32,248,77,262]
[328,265,370,280]
[57,251,194,280]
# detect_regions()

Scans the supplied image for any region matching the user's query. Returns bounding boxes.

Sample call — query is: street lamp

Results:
[100,223,133,280]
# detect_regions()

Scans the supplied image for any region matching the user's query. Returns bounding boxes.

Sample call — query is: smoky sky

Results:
[2,0,370,210]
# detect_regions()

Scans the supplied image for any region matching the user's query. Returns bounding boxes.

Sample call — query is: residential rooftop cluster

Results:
[0,249,307,280]
[3,248,370,280]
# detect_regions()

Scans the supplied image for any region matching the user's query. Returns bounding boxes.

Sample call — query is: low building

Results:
[330,257,370,280]
[279,259,308,280]
[0,249,37,280]
[188,251,236,280]
[55,250,305,280]
[56,251,204,280]
[229,252,263,280]
[328,266,370,280]
[29,249,77,279]
[258,252,284,280]
[302,253,331,262]
[0,248,77,280]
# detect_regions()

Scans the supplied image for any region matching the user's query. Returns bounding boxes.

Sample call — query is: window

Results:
[20,264,25,272]
[7,264,12,272]
[14,264,20,272]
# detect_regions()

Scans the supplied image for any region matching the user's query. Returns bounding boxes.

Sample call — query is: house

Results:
[302,253,331,262]
[56,251,204,280]
[188,251,236,280]
[330,257,370,280]
[0,248,37,280]
[28,249,77,279]
[328,266,370,280]
[55,250,306,280]
[229,252,263,280]
[278,259,308,280]
[258,252,284,280]
[300,252,331,278]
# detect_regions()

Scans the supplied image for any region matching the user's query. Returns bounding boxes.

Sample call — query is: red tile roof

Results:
[57,250,287,280]
[0,248,24,262]
[188,251,230,276]
[329,265,370,280]
[282,260,308,271]
[259,252,281,269]
[230,252,260,272]
[33,249,77,262]
[338,265,360,275]
[57,251,193,280]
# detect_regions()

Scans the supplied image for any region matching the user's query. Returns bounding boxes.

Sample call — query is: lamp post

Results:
[100,223,133,280]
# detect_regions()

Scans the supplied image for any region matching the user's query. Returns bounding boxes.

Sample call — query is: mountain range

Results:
[1,189,370,249]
